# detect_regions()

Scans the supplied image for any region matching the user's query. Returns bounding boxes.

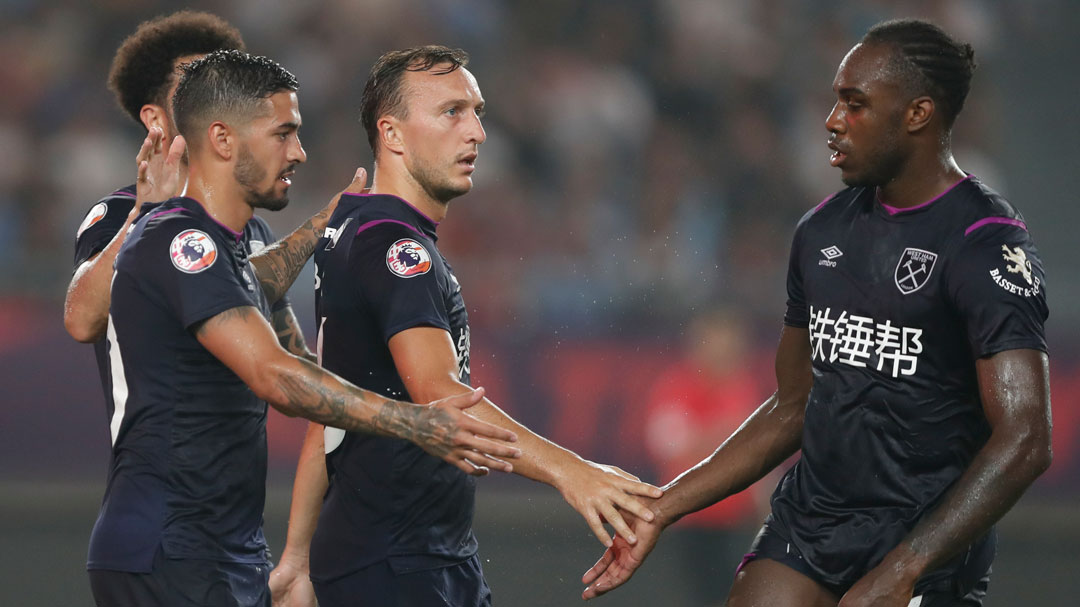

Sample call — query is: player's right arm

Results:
[388,326,664,549]
[64,128,184,342]
[582,324,812,599]
[193,305,520,476]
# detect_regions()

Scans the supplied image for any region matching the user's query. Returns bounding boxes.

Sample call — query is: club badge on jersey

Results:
[77,202,108,237]
[386,238,432,278]
[894,248,938,294]
[170,229,218,274]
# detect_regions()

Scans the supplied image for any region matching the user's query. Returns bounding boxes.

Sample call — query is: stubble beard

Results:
[235,144,290,211]
[412,156,470,204]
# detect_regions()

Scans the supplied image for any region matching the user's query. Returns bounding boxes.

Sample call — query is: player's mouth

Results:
[279,168,296,186]
[457,152,477,174]
[828,140,848,167]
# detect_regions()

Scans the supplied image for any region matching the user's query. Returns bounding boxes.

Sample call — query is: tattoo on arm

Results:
[250,211,329,304]
[194,306,254,338]
[272,307,315,362]
[274,359,461,456]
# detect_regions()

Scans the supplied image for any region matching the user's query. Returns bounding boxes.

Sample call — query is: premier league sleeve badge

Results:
[170,229,218,274]
[386,238,432,278]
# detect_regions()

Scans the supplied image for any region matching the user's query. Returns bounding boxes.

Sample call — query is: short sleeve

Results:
[945,223,1048,357]
[73,192,136,267]
[136,220,256,331]
[353,225,449,343]
[784,218,810,328]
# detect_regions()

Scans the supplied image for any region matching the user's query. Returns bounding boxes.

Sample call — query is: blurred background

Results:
[1,0,1077,605]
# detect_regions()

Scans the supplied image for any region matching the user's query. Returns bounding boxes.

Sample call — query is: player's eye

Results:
[475,107,486,119]
[446,107,457,117]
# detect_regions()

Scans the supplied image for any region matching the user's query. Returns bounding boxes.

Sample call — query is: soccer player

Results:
[581,19,1051,607]
[87,50,520,607]
[268,46,663,607]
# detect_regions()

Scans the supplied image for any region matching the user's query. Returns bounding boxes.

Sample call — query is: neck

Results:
[876,146,966,209]
[183,158,253,233]
[369,160,450,223]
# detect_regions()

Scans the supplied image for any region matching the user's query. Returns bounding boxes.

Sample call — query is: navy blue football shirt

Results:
[309,193,476,582]
[772,175,1048,590]
[87,197,273,572]
[73,185,290,431]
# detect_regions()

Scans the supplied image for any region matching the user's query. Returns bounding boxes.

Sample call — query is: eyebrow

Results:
[276,121,301,131]
[837,86,866,97]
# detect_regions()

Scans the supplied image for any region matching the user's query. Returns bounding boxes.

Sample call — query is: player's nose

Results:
[825,102,845,134]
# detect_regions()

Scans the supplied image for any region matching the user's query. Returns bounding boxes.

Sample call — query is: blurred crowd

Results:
[1,0,1077,492]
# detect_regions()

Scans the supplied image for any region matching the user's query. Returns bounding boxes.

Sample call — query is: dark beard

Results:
[234,145,289,211]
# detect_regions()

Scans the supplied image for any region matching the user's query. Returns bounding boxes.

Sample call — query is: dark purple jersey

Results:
[309,193,476,582]
[87,197,273,572]
[72,185,290,433]
[773,175,1048,591]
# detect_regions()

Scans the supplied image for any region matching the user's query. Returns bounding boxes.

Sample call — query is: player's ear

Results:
[139,104,168,134]
[907,96,934,134]
[379,116,405,155]
[207,121,233,160]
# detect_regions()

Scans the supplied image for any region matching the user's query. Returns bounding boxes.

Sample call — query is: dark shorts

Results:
[89,549,270,607]
[741,524,990,606]
[312,554,491,607]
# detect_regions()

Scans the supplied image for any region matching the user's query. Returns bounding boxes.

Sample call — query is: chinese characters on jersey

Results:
[808,305,923,378]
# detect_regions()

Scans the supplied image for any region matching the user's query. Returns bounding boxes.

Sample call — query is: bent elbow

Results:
[64,314,102,343]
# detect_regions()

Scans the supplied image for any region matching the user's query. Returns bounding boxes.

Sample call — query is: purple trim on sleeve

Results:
[964,216,1028,236]
[110,190,136,198]
[355,218,425,237]
[149,207,186,221]
[345,192,441,226]
[879,175,971,215]
[176,197,243,242]
[735,552,757,576]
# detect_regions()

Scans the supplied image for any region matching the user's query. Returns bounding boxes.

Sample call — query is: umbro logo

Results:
[819,245,843,267]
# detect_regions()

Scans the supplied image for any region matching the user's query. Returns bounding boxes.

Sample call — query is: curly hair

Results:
[107,11,245,128]
[360,45,470,155]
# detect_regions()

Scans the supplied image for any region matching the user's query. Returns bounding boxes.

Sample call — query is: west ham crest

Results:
[894,248,937,294]
[386,238,432,278]
[170,229,218,274]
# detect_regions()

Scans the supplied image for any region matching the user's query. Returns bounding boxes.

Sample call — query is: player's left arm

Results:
[272,304,315,362]
[840,348,1052,606]
[249,168,366,304]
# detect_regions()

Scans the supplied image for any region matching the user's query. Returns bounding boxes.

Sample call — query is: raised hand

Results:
[556,461,663,548]
[135,126,185,207]
[409,387,522,476]
[325,166,368,217]
[581,506,663,599]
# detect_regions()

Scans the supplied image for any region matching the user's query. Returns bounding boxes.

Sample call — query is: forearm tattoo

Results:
[275,359,462,457]
[250,210,328,304]
[272,307,315,362]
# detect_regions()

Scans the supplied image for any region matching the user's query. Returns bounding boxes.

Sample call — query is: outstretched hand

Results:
[135,126,185,207]
[558,461,663,548]
[581,506,663,600]
[416,387,522,477]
